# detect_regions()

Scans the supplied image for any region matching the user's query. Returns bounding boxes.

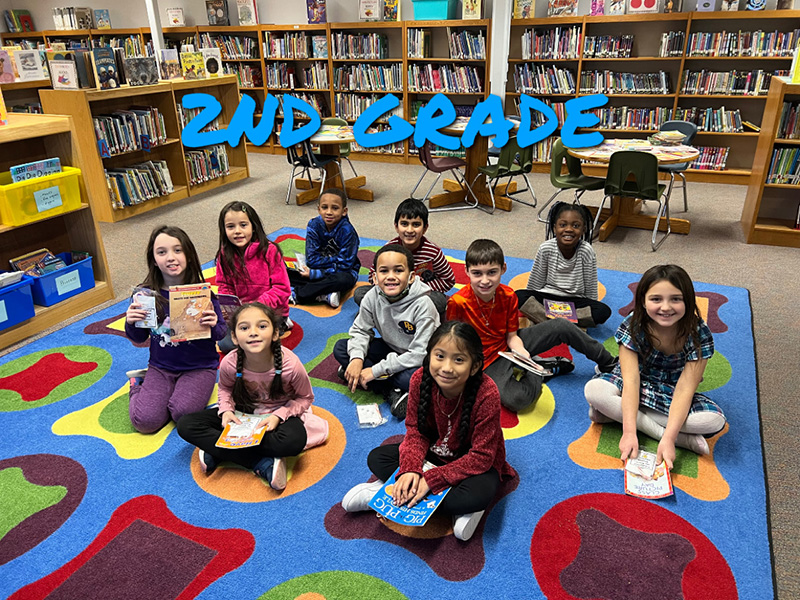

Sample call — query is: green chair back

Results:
[322,117,351,157]
[604,151,661,201]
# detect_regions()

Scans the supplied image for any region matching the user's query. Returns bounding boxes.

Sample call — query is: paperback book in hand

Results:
[624,450,674,499]
[216,411,269,449]
[169,283,212,342]
[368,464,450,527]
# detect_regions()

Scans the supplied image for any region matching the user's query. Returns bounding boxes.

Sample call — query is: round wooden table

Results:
[568,139,700,242]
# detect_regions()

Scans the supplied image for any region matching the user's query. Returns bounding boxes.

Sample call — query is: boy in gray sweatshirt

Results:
[333,244,440,418]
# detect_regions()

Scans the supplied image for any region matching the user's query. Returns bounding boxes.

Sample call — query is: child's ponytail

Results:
[416,369,437,442]
[232,347,258,413]
[270,339,284,399]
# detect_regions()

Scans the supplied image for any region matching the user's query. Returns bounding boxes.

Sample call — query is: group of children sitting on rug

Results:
[123,189,727,541]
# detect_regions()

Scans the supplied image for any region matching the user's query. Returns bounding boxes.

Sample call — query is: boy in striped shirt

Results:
[354,198,454,316]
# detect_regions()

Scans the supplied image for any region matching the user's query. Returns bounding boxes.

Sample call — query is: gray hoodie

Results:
[346,278,440,378]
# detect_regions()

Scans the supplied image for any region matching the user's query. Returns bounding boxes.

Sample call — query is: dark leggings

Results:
[288,269,356,303]
[177,410,307,469]
[515,289,611,326]
[367,443,500,515]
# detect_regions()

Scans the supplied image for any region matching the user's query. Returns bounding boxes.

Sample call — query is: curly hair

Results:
[545,201,594,243]
[416,321,484,456]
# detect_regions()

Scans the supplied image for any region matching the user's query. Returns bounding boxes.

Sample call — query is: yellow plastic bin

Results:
[0,166,83,227]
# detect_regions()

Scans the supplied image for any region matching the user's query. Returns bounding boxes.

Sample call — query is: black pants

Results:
[288,269,356,303]
[177,410,307,469]
[516,289,611,326]
[367,443,500,515]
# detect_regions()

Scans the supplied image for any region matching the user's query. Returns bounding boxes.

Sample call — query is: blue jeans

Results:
[333,337,417,393]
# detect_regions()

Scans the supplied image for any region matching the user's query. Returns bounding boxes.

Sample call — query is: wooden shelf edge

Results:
[105,187,190,222]
[187,166,248,195]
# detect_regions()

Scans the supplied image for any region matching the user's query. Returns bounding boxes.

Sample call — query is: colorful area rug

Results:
[0,227,772,599]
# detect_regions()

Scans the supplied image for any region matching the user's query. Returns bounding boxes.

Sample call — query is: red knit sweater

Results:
[398,369,517,494]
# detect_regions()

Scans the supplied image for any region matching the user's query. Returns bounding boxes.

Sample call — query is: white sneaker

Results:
[270,457,287,490]
[284,316,294,330]
[341,480,384,512]
[327,292,340,308]
[453,510,485,541]
[126,368,148,379]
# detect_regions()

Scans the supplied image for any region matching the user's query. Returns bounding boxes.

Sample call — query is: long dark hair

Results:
[230,302,284,413]
[417,321,484,456]
[141,225,206,320]
[216,201,281,284]
[545,201,594,243]
[630,264,702,350]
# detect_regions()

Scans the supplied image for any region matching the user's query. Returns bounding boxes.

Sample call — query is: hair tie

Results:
[274,369,282,375]
[236,372,243,378]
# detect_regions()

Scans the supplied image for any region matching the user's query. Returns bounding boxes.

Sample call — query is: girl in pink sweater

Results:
[341,321,516,541]
[215,202,291,350]
[177,303,328,490]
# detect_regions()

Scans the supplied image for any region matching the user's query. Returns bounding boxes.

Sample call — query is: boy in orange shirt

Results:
[446,239,616,412]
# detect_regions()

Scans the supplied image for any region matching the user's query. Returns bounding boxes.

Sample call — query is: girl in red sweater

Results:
[341,321,516,541]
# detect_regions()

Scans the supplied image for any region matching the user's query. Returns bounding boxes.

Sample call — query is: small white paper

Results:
[33,186,64,213]
[0,300,7,323]
[228,412,266,437]
[134,292,157,328]
[625,449,657,479]
[55,269,81,296]
[357,403,386,428]
[295,252,307,271]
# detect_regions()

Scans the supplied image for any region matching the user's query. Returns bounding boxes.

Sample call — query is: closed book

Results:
[74,7,94,29]
[307,0,327,24]
[201,47,222,78]
[158,48,181,80]
[0,50,15,83]
[93,9,111,29]
[13,50,45,81]
[180,51,206,79]
[91,47,119,89]
[48,60,79,90]
[235,0,258,25]
[123,57,159,86]
[205,0,229,25]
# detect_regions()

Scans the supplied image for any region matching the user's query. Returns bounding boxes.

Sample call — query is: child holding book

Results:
[584,265,726,469]
[333,244,440,419]
[177,303,329,490]
[354,198,455,315]
[215,201,292,352]
[516,202,611,327]
[288,188,360,308]
[447,239,617,412]
[124,225,226,433]
[341,321,517,542]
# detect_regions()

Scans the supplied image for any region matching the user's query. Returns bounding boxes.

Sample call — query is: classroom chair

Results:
[537,137,605,223]
[409,140,483,212]
[322,117,358,178]
[472,134,537,212]
[657,120,698,213]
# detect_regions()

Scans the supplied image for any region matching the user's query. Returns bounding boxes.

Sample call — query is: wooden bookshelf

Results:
[0,80,51,115]
[0,113,114,349]
[741,76,800,247]
[1,27,149,57]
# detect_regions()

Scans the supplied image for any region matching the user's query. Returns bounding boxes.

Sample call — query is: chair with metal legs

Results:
[657,120,698,213]
[471,135,537,211]
[302,138,347,202]
[409,140,484,212]
[284,143,316,204]
[537,138,605,222]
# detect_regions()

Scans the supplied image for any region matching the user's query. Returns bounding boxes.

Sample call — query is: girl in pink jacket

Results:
[215,202,292,350]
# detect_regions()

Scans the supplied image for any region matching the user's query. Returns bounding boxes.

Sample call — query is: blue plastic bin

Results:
[30,253,95,307]
[0,273,35,331]
[413,0,459,20]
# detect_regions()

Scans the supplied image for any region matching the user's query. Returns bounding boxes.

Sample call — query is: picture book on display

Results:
[0,51,16,83]
[663,0,682,11]
[3,10,34,33]
[591,0,605,15]
[93,9,111,29]
[367,465,451,526]
[169,283,212,342]
[202,48,222,78]
[49,60,79,90]
[181,52,206,79]
[159,49,181,80]
[463,0,482,19]
[359,0,381,21]
[548,0,578,17]
[624,450,674,499]
[383,0,400,21]
[10,249,67,277]
[10,158,62,183]
[206,0,230,26]
[628,0,659,13]
[514,0,534,18]
[166,7,185,26]
[91,47,119,90]
[312,36,328,59]
[721,0,740,8]
[236,0,258,25]
[75,7,94,29]
[13,50,45,82]
[216,412,269,449]
[123,57,159,86]
[607,0,626,14]
[544,299,578,323]
[307,0,327,24]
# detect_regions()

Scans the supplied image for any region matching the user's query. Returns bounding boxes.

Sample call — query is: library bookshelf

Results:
[1,27,150,57]
[0,113,114,349]
[39,76,249,223]
[741,76,800,248]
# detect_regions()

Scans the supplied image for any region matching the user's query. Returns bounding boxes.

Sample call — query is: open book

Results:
[624,450,673,499]
[215,411,269,449]
[498,350,553,377]
[367,463,451,526]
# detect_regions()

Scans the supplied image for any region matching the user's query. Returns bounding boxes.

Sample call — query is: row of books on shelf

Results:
[51,7,112,30]
[523,26,581,60]
[200,33,259,60]
[579,71,670,95]
[91,35,148,58]
[331,33,388,60]
[350,126,405,154]
[514,64,576,95]
[673,106,745,133]
[447,30,486,61]
[93,107,168,157]
[659,31,686,58]
[223,63,262,87]
[407,29,432,59]
[47,48,159,90]
[185,145,231,185]
[407,64,483,94]
[679,69,786,96]
[766,146,800,184]
[263,33,328,59]
[334,93,402,121]
[105,160,175,209]
[686,29,800,58]
[410,101,474,120]
[0,48,49,83]
[265,63,329,90]
[3,10,34,33]
[333,64,402,92]
[280,92,329,117]
[590,106,673,131]
[583,35,634,59]
[177,104,220,133]
[689,146,729,171]
[776,101,800,139]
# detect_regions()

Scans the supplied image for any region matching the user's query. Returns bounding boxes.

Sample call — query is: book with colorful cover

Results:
[205,0,230,25]
[166,7,185,26]
[548,0,578,16]
[215,411,269,449]
[498,350,553,376]
[48,60,79,90]
[93,9,111,29]
[359,0,381,20]
[12,10,34,32]
[514,0,534,18]
[624,451,674,499]
[123,57,159,86]
[311,36,328,59]
[367,464,451,526]
[158,48,181,80]
[74,7,94,29]
[307,0,327,24]
[90,47,119,89]
[10,158,62,182]
[169,283,213,342]
[180,51,206,79]
[591,0,606,14]
[383,0,400,21]
[463,0,482,19]
[13,49,45,81]
[0,50,15,83]
[607,0,626,13]
[0,88,6,127]
[236,0,258,25]
[201,47,222,78]
[544,298,578,323]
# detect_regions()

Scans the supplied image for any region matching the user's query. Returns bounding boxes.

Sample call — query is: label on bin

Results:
[34,186,63,213]
[55,270,81,296]
[0,300,6,323]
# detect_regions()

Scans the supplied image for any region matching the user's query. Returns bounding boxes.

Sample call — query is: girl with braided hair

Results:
[341,321,516,541]
[177,303,328,490]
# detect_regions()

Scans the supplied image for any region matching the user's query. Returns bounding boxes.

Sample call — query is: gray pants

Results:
[486,318,615,412]
[353,284,448,317]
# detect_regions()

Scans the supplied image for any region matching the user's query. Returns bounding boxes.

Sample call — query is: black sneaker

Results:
[535,356,575,379]
[336,365,347,380]
[595,356,619,374]
[384,388,408,420]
